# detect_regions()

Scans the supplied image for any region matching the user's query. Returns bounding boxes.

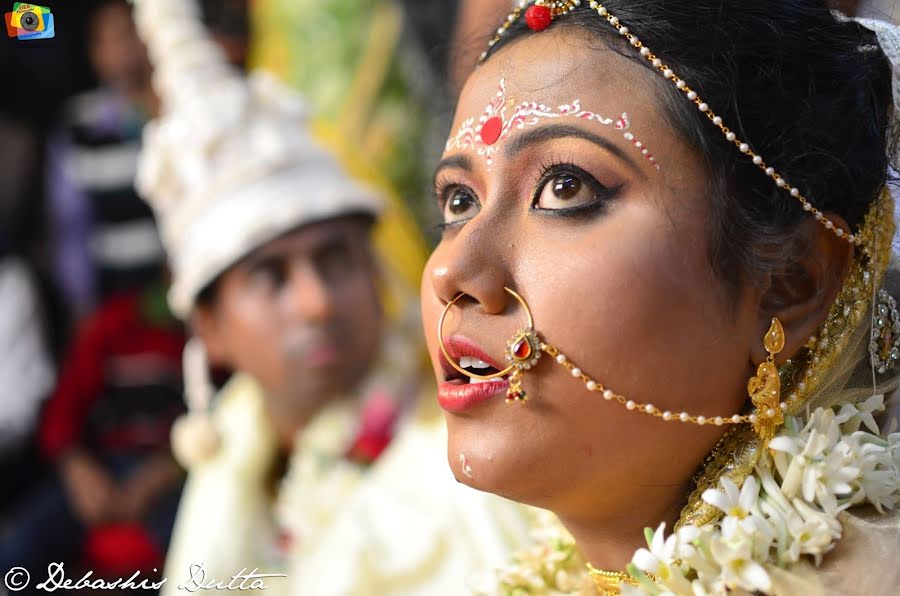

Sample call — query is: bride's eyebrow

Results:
[504,123,645,179]
[433,154,473,187]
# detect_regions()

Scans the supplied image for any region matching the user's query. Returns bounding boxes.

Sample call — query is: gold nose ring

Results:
[437,287,542,401]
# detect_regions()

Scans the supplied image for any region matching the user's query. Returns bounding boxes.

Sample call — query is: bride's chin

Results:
[445,444,518,500]
[444,414,558,502]
[447,443,488,489]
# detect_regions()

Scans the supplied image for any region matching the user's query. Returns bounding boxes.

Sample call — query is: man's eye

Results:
[250,262,286,289]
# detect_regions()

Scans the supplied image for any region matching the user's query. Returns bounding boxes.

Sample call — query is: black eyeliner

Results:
[434,219,470,233]
[534,199,610,219]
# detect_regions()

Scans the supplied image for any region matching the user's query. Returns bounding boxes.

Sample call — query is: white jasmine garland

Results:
[628,395,898,595]
[473,510,597,595]
[483,396,900,595]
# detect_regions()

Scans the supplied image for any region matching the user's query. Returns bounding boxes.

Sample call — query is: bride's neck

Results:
[558,482,689,571]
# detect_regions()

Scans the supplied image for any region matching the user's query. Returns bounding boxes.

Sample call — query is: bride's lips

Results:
[437,336,509,413]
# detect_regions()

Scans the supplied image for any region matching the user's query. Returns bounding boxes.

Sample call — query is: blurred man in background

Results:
[130,1,528,593]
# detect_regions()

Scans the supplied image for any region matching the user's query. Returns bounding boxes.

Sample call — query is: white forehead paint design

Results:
[446,78,659,170]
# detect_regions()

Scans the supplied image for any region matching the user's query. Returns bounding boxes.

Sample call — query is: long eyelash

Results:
[432,180,452,210]
[433,178,472,210]
[535,156,568,183]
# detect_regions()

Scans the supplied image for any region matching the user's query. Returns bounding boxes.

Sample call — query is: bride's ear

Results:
[751,216,854,364]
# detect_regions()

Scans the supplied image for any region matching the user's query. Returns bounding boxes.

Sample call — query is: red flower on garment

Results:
[345,390,399,466]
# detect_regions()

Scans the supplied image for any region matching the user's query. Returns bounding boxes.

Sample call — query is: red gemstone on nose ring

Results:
[513,338,532,360]
[525,5,553,32]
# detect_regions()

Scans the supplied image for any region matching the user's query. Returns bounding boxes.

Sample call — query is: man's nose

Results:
[280,262,335,322]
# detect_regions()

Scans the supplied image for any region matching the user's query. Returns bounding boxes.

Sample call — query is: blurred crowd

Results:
[0,0,895,593]
[0,0,244,578]
[0,0,484,585]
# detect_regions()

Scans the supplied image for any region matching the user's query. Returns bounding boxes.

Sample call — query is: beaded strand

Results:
[540,343,783,427]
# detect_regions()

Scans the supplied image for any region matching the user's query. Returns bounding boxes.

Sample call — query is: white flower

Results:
[676,525,721,581]
[790,499,841,565]
[702,476,777,566]
[850,434,899,512]
[835,394,884,434]
[708,524,772,593]
[806,443,858,513]
[770,409,860,515]
[631,524,676,571]
[631,523,694,593]
[274,400,366,555]
[702,476,759,520]
[756,496,796,565]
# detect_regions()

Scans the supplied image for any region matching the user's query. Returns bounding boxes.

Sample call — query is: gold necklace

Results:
[587,564,656,595]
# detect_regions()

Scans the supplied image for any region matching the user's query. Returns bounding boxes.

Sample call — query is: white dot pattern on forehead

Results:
[446,79,660,170]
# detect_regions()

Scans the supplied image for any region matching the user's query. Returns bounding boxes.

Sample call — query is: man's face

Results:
[196,217,383,408]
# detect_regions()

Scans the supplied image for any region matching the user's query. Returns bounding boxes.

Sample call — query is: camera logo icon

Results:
[5,3,54,40]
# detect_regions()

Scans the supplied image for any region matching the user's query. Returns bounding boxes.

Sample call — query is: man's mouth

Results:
[285,336,342,368]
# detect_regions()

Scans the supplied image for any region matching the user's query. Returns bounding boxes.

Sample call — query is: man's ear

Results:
[752,216,854,364]
[191,305,230,367]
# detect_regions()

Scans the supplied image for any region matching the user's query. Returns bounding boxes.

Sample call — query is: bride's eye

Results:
[441,186,481,225]
[535,170,599,210]
[532,164,621,215]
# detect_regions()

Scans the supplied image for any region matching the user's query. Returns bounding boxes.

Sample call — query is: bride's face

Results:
[422,30,766,520]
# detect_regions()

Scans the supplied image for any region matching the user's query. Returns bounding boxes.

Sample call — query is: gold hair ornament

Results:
[479,0,860,246]
[438,288,787,434]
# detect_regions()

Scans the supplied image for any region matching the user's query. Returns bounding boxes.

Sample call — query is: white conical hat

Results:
[131,0,382,318]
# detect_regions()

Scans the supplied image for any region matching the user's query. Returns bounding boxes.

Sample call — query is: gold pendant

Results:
[748,318,785,439]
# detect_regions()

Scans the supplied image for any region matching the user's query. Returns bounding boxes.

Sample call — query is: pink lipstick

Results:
[437,336,509,413]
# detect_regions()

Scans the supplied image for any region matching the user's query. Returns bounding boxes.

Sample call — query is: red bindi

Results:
[479,117,503,145]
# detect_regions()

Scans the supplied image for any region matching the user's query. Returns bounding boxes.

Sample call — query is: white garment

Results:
[162,375,531,595]
[161,375,281,595]
[292,415,533,596]
[0,258,54,454]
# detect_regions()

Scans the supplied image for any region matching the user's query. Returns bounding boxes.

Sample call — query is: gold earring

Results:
[747,317,786,440]
[438,287,542,402]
